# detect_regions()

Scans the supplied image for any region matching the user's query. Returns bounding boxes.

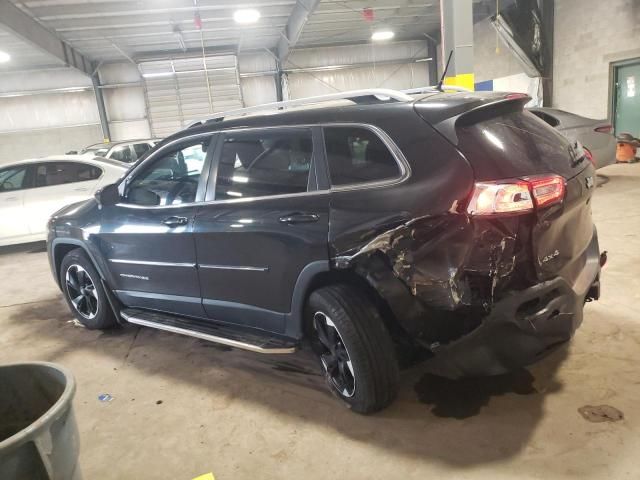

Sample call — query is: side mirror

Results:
[95,183,121,207]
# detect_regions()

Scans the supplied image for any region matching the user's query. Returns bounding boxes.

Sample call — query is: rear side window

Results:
[35,162,102,187]
[214,129,312,200]
[324,127,401,187]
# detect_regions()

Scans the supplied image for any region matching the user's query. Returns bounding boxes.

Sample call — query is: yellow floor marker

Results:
[192,473,215,480]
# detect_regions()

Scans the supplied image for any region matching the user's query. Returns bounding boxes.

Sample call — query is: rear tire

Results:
[60,248,117,330]
[307,284,399,414]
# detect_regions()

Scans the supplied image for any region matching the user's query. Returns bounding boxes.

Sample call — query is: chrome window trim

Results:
[320,123,411,192]
[199,264,269,272]
[109,259,196,268]
[114,123,410,210]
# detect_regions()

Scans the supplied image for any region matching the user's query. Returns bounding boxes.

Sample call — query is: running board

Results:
[120,308,297,354]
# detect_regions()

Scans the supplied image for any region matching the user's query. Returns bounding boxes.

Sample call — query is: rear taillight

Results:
[595,124,613,134]
[466,175,566,216]
[528,175,566,208]
[583,147,595,166]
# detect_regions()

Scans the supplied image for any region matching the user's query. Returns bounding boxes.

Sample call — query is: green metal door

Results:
[614,61,640,136]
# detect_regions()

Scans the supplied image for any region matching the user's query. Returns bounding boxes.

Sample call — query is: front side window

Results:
[125,137,211,206]
[215,129,312,200]
[132,143,152,159]
[0,166,29,192]
[34,162,101,187]
[324,127,401,187]
[109,145,135,163]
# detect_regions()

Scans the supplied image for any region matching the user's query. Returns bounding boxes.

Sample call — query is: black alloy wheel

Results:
[65,264,99,320]
[313,311,356,398]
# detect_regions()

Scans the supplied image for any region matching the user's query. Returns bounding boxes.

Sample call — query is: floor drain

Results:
[578,404,624,423]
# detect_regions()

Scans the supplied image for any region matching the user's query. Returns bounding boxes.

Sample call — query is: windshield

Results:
[80,146,110,156]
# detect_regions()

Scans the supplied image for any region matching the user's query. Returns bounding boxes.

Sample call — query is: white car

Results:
[70,139,161,164]
[0,156,127,246]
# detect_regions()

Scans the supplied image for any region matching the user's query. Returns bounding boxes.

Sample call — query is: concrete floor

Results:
[1,164,639,480]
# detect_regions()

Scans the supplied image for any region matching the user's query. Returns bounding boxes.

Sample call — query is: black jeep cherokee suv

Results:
[48,90,603,414]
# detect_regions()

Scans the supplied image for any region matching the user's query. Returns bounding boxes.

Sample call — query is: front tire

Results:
[307,284,399,414]
[60,248,117,330]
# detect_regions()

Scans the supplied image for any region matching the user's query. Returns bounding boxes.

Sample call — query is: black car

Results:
[47,89,603,414]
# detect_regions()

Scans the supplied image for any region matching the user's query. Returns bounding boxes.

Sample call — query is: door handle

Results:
[74,187,89,192]
[279,213,320,224]
[162,216,189,227]
[3,196,18,202]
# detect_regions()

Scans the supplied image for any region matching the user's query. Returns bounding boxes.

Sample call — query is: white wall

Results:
[473,17,525,83]
[285,41,431,99]
[472,1,640,119]
[99,62,151,140]
[553,0,640,119]
[238,53,278,106]
[0,62,153,164]
[0,68,102,164]
[0,125,103,162]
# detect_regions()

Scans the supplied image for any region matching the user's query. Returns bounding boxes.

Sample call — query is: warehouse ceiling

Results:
[0,0,496,73]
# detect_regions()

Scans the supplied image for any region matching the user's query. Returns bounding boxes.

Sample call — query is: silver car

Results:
[528,108,616,169]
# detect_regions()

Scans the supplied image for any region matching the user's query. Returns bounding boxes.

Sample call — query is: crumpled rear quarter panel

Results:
[328,117,538,345]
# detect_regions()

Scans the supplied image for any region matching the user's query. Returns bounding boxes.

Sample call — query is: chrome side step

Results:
[121,309,297,354]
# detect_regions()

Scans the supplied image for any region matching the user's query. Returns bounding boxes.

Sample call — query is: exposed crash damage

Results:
[329,93,604,378]
[332,212,536,351]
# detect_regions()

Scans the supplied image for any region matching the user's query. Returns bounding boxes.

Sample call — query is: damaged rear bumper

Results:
[425,231,602,378]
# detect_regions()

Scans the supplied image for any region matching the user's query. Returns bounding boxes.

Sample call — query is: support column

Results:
[440,0,475,90]
[540,0,554,106]
[92,72,111,143]
[426,37,439,85]
[275,59,284,102]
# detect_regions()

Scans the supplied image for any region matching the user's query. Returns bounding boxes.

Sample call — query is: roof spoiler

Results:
[416,92,531,145]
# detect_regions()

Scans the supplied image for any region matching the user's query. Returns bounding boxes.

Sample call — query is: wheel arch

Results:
[285,258,408,344]
[52,238,124,323]
[51,239,106,288]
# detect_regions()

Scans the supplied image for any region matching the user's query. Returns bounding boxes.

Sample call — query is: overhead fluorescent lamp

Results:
[142,72,175,78]
[234,9,260,24]
[0,51,10,63]
[371,30,394,41]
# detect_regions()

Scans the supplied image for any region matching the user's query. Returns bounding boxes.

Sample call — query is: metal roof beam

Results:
[0,0,93,76]
[277,0,321,61]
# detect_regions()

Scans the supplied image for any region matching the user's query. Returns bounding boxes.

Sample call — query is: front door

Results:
[194,127,329,334]
[0,164,31,245]
[94,133,215,318]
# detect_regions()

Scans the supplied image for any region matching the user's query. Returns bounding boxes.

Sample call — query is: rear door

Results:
[94,133,215,318]
[193,127,329,334]
[0,164,32,244]
[24,161,103,236]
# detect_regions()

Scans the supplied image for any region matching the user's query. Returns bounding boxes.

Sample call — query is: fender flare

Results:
[284,260,330,338]
[51,238,107,285]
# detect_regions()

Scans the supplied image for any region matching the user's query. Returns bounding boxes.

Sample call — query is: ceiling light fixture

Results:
[0,51,10,63]
[371,30,394,41]
[233,9,260,24]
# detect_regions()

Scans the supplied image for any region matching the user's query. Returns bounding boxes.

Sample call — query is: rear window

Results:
[456,109,582,181]
[324,127,401,187]
[35,162,102,187]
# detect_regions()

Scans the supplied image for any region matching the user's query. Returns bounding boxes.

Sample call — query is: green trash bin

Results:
[0,362,81,480]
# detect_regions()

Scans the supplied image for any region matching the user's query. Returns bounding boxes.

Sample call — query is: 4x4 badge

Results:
[585,176,595,189]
